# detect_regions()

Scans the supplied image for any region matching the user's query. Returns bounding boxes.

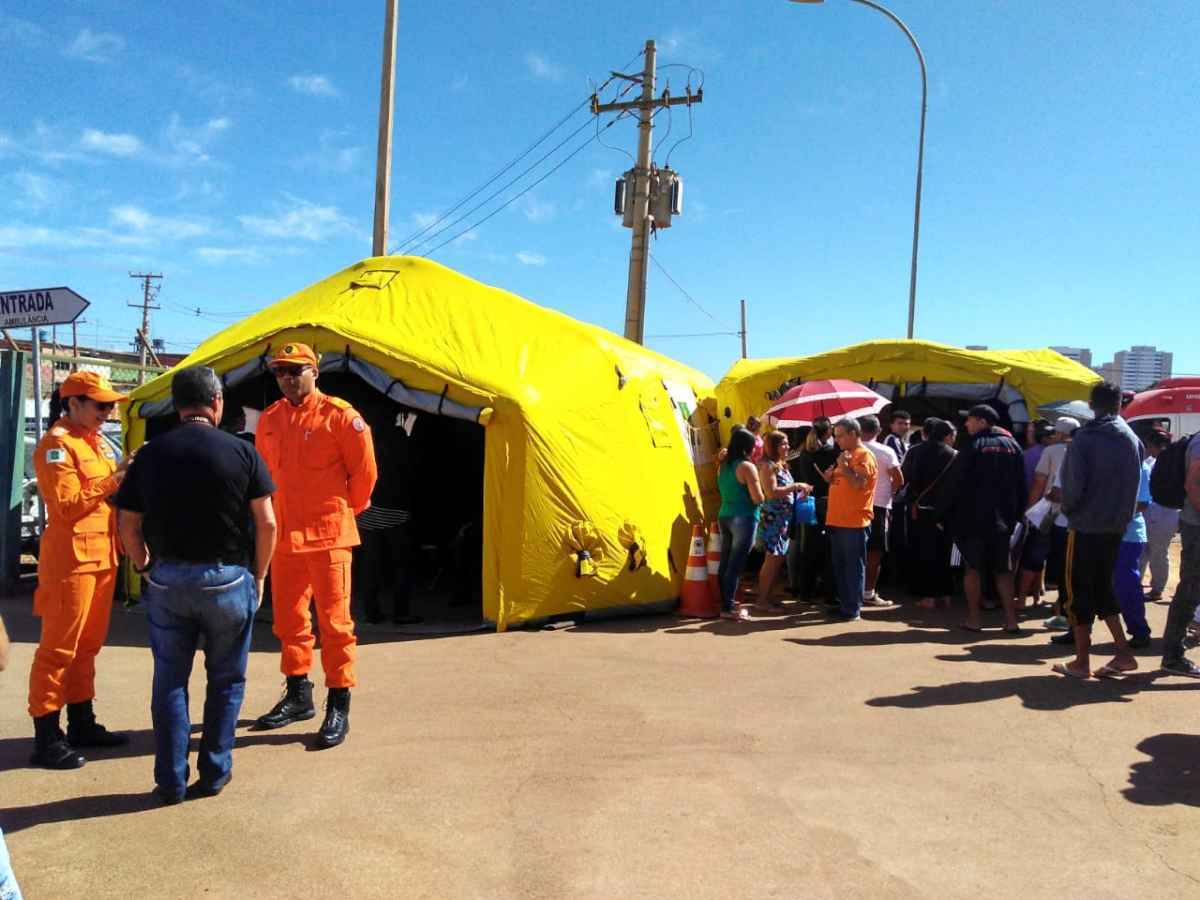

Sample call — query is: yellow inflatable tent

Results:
[717,339,1101,433]
[123,256,719,631]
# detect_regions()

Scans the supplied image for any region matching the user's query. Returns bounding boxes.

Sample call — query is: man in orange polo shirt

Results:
[251,343,377,749]
[821,417,878,622]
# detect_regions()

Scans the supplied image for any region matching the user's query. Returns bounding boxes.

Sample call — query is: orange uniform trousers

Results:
[270,548,357,688]
[28,569,117,717]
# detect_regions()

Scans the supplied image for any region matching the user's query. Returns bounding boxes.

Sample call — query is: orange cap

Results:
[268,342,318,368]
[59,370,127,403]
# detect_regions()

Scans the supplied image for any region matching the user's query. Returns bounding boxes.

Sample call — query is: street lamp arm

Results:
[847,0,927,92]
[846,0,926,339]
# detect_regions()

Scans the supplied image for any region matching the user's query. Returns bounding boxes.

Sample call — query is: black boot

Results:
[30,711,86,770]
[66,700,130,748]
[253,676,315,730]
[313,688,350,749]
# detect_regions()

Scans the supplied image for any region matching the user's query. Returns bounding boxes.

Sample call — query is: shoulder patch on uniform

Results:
[46,448,67,464]
[326,396,352,410]
[352,416,366,433]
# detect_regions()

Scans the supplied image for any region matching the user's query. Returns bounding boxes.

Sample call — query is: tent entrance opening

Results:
[149,368,487,635]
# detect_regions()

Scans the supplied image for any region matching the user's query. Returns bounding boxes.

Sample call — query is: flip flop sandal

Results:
[1094,663,1137,679]
[958,623,983,633]
[1052,662,1090,679]
[721,609,751,622]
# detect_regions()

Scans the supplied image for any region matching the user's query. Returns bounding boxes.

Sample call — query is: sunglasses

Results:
[88,399,117,413]
[272,365,310,379]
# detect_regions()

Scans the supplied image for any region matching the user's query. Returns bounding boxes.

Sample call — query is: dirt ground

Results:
[2,539,1198,899]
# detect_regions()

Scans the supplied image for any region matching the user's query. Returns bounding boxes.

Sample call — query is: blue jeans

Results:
[1115,540,1150,640]
[144,561,256,798]
[1162,523,1200,665]
[717,516,758,612]
[0,827,21,900]
[828,526,869,618]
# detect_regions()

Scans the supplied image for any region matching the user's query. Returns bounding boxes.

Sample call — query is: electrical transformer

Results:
[615,167,683,229]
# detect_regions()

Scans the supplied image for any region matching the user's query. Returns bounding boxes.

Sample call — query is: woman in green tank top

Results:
[716,427,765,620]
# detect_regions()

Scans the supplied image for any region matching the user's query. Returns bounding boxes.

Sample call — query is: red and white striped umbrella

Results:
[764,379,890,428]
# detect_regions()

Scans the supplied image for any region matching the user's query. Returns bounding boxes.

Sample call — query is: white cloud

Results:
[81,128,142,157]
[525,53,563,81]
[288,74,339,97]
[292,129,362,173]
[521,195,556,223]
[411,211,440,229]
[195,246,265,264]
[1,16,46,45]
[177,64,253,107]
[515,251,547,266]
[239,195,357,242]
[11,171,57,210]
[587,168,615,189]
[65,28,126,63]
[0,223,149,250]
[164,114,232,165]
[110,204,209,240]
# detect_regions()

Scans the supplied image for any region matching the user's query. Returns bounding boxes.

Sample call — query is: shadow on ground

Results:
[1123,733,1200,807]
[0,720,320,774]
[0,792,163,833]
[867,671,1200,712]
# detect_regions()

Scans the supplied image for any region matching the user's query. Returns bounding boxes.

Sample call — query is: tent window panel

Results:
[639,390,675,449]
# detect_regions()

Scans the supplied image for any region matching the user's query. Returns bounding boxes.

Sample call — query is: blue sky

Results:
[2,0,1197,380]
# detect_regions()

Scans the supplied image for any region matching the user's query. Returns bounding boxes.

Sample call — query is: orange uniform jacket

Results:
[256,390,378,555]
[34,421,120,577]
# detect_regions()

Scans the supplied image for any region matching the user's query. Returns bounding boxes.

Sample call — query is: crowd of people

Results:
[715,381,1200,680]
[8,358,1200,829]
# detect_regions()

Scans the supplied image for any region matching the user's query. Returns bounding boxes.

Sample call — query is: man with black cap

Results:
[938,404,1027,632]
[115,366,277,803]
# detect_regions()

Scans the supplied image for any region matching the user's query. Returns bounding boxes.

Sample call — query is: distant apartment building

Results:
[1093,345,1173,392]
[965,345,989,351]
[1051,346,1093,368]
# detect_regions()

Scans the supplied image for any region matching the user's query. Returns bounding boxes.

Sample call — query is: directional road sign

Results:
[0,287,90,329]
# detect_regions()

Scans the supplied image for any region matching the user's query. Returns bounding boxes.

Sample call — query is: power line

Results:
[647,253,734,330]
[422,117,628,256]
[404,115,599,255]
[646,332,738,339]
[390,98,593,254]
[393,49,647,255]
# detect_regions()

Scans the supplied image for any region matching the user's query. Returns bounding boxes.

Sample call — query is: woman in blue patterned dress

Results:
[754,432,812,612]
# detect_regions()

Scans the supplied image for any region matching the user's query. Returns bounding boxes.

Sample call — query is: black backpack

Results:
[1150,434,1194,509]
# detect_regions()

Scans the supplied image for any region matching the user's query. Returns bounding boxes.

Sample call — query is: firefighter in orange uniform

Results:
[252,343,377,748]
[28,371,132,769]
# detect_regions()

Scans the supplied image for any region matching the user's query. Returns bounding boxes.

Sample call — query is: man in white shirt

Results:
[1020,417,1078,619]
[1139,430,1178,600]
[861,416,904,606]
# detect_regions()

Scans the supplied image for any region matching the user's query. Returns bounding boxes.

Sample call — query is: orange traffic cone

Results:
[679,524,719,618]
[706,522,722,608]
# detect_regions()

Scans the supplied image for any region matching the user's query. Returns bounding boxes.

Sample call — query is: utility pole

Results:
[372,0,398,257]
[596,39,702,345]
[128,272,162,385]
[739,299,748,359]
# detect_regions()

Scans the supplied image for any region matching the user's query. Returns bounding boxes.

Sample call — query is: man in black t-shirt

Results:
[115,366,277,805]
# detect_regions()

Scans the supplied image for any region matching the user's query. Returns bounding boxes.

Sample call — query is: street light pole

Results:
[791,0,926,339]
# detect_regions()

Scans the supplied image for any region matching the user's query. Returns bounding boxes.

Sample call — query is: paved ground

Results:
[3,540,1199,899]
